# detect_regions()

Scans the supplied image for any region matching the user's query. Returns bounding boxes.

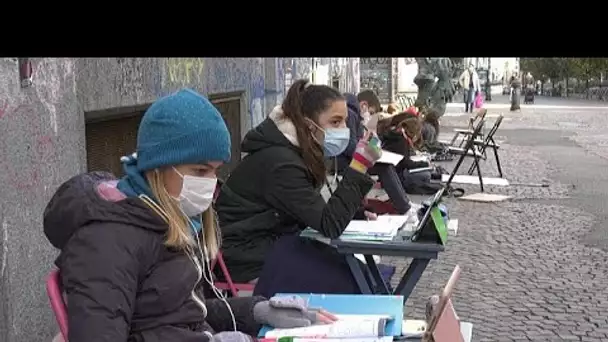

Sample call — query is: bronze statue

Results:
[414,58,456,117]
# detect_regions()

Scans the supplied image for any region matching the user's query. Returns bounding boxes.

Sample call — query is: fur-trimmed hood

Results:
[240,106,301,154]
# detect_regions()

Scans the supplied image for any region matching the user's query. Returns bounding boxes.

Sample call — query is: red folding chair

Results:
[47,267,255,340]
[210,251,255,297]
[46,269,68,341]
[211,178,256,297]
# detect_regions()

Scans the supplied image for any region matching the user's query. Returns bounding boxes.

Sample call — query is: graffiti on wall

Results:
[276,58,285,104]
[360,58,392,104]
[211,59,266,128]
[167,58,205,85]
[115,58,148,97]
[249,75,265,126]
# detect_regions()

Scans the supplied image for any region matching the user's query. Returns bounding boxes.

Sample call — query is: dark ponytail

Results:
[281,79,344,186]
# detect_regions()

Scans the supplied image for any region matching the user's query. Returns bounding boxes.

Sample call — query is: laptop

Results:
[400,188,447,245]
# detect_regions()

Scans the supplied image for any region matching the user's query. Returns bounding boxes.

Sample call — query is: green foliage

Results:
[520,58,608,82]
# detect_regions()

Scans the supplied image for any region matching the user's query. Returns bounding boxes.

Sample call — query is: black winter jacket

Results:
[215,109,375,283]
[43,172,264,342]
[381,130,429,173]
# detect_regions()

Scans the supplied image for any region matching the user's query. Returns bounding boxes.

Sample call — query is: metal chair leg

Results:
[473,154,484,192]
[493,146,503,178]
[450,132,461,146]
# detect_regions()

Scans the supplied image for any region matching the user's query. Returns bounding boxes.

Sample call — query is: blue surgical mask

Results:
[323,128,350,157]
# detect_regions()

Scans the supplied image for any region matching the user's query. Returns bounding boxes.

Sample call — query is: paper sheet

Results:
[459,193,512,202]
[401,319,427,337]
[448,219,459,235]
[377,150,404,166]
[442,174,510,186]
[411,154,431,163]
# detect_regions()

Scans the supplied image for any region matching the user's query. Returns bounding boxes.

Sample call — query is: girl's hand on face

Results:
[362,129,371,142]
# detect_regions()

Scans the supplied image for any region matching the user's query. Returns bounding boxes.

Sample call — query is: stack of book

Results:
[258,316,394,342]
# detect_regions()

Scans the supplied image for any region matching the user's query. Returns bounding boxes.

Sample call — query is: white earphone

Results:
[188,212,237,332]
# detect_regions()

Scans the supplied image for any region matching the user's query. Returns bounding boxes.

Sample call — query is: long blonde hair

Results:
[145,170,219,259]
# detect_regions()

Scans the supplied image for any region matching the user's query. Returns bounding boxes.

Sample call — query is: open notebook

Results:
[342,215,409,237]
[301,215,408,242]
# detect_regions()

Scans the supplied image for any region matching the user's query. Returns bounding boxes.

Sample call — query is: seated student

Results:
[335,90,382,172]
[421,108,440,145]
[420,108,452,162]
[43,89,331,342]
[378,111,442,195]
[421,108,447,152]
[331,91,410,214]
[215,79,382,297]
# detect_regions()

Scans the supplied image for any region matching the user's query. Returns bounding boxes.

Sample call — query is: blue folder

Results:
[258,293,404,337]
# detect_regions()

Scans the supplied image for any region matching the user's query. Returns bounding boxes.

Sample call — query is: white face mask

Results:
[172,167,217,217]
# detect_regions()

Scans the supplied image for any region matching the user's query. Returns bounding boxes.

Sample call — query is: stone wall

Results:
[0,57,284,342]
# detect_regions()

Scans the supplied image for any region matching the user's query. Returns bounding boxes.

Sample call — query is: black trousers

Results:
[368,163,411,214]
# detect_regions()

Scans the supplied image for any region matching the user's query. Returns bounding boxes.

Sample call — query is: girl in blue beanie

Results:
[216,79,383,297]
[43,88,336,342]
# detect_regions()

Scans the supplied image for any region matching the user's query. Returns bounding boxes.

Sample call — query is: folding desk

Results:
[324,232,444,301]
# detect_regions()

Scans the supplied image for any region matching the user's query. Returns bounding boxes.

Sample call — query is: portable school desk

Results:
[335,188,448,298]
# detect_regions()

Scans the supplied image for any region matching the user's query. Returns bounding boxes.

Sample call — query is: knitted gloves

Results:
[211,331,254,342]
[350,134,382,174]
[253,295,334,329]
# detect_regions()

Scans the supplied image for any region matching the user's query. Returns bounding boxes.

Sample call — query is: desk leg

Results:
[364,255,390,294]
[345,254,373,294]
[394,258,430,299]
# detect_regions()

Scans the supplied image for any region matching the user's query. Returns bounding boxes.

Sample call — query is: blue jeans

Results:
[463,88,475,113]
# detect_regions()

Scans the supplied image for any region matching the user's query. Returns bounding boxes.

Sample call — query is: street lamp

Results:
[485,58,492,101]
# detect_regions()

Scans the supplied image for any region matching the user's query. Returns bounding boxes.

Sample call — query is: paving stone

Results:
[393,100,608,341]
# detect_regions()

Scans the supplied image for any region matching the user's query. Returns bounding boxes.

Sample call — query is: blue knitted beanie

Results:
[136,88,231,172]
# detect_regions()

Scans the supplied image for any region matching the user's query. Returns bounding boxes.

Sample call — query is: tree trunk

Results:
[566,77,569,97]
[586,78,590,99]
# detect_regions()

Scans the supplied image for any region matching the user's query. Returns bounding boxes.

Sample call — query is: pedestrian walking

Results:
[458,64,481,113]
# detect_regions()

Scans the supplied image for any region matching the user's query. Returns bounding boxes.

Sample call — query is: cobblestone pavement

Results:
[386,96,608,341]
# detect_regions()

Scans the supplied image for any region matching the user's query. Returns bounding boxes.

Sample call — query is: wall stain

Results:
[2,103,57,190]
